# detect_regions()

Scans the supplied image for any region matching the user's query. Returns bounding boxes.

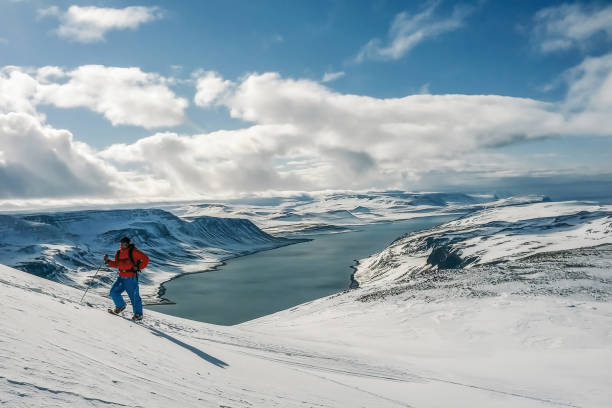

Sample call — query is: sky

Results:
[1,0,611,208]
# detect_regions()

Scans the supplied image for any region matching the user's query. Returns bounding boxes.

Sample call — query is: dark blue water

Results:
[146,215,458,325]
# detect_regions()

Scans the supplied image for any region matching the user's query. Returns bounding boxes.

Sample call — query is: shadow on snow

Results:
[146,326,229,369]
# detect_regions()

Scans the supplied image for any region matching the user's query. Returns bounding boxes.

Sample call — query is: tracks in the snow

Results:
[147,318,580,408]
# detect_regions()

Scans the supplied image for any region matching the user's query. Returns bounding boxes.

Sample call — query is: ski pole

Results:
[80,262,105,303]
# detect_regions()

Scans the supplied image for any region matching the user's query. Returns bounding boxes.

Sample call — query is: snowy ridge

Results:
[172,191,544,235]
[353,201,612,287]
[0,209,296,302]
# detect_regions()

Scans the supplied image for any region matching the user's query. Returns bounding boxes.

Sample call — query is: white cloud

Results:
[356,1,474,62]
[0,112,119,198]
[533,3,612,53]
[193,71,233,107]
[38,65,188,128]
[39,5,164,43]
[321,71,345,83]
[0,67,41,116]
[1,65,187,129]
[35,66,66,83]
[39,65,188,128]
[100,126,310,195]
[564,54,612,110]
[561,53,612,135]
[37,6,60,18]
[225,72,565,149]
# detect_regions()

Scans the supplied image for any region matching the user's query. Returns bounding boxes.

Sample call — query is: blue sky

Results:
[0,0,611,206]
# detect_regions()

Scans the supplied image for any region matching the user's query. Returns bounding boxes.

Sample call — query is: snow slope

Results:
[3,235,612,405]
[4,264,414,408]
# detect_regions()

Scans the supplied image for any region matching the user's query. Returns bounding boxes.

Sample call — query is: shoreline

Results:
[148,237,312,305]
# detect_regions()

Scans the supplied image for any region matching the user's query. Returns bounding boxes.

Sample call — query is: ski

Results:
[107,308,144,323]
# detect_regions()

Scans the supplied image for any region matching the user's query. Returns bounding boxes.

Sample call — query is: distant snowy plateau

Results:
[1,193,612,407]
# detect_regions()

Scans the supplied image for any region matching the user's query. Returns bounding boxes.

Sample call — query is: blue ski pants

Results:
[110,276,143,315]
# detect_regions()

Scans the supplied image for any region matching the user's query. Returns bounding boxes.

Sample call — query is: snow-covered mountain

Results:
[171,191,545,235]
[0,209,296,302]
[354,200,612,288]
[2,199,611,406]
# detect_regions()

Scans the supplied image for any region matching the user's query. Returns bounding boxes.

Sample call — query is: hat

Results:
[120,237,131,244]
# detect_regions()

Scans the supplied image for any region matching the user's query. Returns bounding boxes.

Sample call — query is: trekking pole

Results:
[80,262,105,303]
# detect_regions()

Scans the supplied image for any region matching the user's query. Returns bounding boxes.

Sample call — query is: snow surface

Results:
[3,255,611,407]
[2,199,612,407]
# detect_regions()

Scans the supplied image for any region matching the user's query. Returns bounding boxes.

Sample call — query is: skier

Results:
[104,237,149,321]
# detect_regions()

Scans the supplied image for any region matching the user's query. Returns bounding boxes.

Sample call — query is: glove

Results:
[104,254,109,263]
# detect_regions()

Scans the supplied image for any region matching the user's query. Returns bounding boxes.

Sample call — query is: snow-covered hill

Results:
[0,209,296,302]
[246,244,612,407]
[2,237,612,406]
[354,201,612,287]
[4,263,431,407]
[171,191,545,235]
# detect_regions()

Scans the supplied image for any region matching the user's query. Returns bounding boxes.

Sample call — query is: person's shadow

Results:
[146,326,229,368]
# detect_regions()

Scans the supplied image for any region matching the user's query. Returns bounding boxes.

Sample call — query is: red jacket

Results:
[106,245,149,277]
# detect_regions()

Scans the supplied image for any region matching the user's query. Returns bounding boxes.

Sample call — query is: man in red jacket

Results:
[104,237,149,321]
